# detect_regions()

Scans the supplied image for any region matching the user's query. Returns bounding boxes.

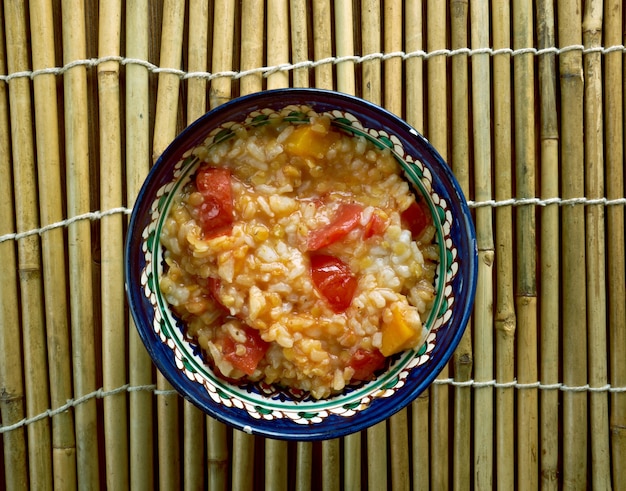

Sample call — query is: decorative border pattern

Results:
[139,107,459,425]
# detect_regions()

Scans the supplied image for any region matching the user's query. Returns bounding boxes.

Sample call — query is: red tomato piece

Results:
[195,167,234,237]
[222,324,270,376]
[349,348,386,381]
[307,202,364,251]
[401,200,432,239]
[310,254,358,313]
[363,212,387,239]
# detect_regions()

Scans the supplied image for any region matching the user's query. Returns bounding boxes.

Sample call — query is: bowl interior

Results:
[125,89,477,440]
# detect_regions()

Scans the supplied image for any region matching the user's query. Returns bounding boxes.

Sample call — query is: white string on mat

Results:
[1,380,624,434]
[1,196,624,244]
[1,44,626,83]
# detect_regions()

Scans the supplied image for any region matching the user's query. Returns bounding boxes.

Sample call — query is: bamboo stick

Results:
[333,0,356,95]
[426,1,450,486]
[383,5,410,489]
[470,1,495,487]
[231,7,264,488]
[265,438,288,490]
[360,0,381,103]
[290,0,310,88]
[264,4,290,487]
[0,5,28,487]
[61,0,101,486]
[29,0,77,488]
[231,431,255,490]
[312,0,332,89]
[185,1,211,488]
[126,1,155,489]
[266,0,290,89]
[582,3,611,488]
[557,1,588,487]
[343,433,361,491]
[152,1,186,488]
[405,0,424,131]
[207,418,228,490]
[513,1,539,489]
[321,439,340,490]
[98,2,129,488]
[210,0,235,109]
[449,1,473,489]
[5,2,53,489]
[605,0,626,487]
[334,0,362,480]
[152,0,185,160]
[404,4,428,489]
[295,441,313,491]
[187,0,210,120]
[492,2,515,487]
[384,0,402,115]
[239,0,265,95]
[536,0,560,487]
[367,423,388,491]
[360,6,389,487]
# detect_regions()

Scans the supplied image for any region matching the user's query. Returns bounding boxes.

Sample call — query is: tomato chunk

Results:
[363,211,388,239]
[310,254,357,313]
[349,349,386,381]
[222,324,270,376]
[307,202,364,251]
[401,200,431,239]
[195,166,234,237]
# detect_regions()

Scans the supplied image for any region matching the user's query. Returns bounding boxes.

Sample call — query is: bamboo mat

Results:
[0,1,625,489]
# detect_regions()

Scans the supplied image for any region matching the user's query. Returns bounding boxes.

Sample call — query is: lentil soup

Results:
[159,107,438,399]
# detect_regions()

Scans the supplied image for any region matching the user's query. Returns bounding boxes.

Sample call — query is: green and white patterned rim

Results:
[139,107,459,425]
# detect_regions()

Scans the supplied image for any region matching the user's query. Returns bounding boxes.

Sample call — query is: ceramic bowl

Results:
[125,88,477,440]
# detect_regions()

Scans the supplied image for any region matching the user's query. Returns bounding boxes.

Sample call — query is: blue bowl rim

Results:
[125,87,478,441]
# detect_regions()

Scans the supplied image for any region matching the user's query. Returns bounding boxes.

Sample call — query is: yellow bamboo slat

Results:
[295,441,313,491]
[290,0,310,88]
[557,1,588,487]
[207,418,229,490]
[604,1,626,488]
[404,5,429,490]
[343,434,362,491]
[266,0,290,90]
[185,1,211,488]
[536,0,560,488]
[61,0,101,486]
[384,4,411,490]
[205,2,236,486]
[449,1,473,489]
[426,1,450,487]
[312,0,333,90]
[513,1,539,489]
[5,2,53,489]
[210,0,235,109]
[152,1,186,488]
[125,1,155,489]
[333,0,356,95]
[239,0,265,95]
[98,2,128,488]
[0,3,28,488]
[471,0,495,487]
[583,3,611,489]
[321,439,340,489]
[492,2,515,489]
[29,0,77,488]
[231,431,255,490]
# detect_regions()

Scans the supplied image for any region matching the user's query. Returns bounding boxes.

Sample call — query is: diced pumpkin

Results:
[284,124,340,159]
[380,304,421,357]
